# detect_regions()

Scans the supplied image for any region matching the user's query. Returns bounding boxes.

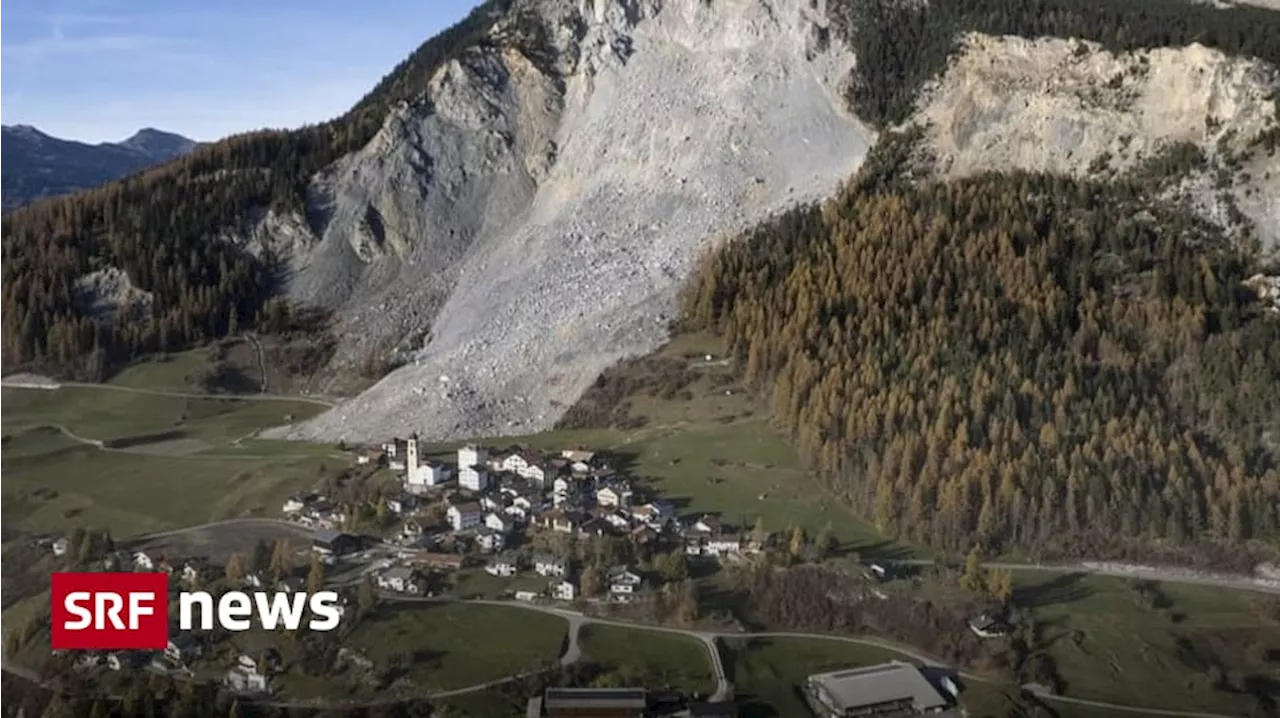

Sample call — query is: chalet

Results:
[382,438,408,470]
[312,529,361,556]
[596,484,633,508]
[540,509,581,534]
[607,566,643,599]
[534,554,568,577]
[486,554,519,577]
[504,496,534,522]
[630,503,672,529]
[485,512,513,534]
[447,502,483,531]
[376,566,421,594]
[133,551,155,571]
[476,528,507,553]
[550,579,577,601]
[497,449,538,474]
[51,537,70,557]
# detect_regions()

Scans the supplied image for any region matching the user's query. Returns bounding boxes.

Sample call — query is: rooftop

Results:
[543,687,647,710]
[807,661,948,712]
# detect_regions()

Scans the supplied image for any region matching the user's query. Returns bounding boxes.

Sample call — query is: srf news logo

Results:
[51,573,342,650]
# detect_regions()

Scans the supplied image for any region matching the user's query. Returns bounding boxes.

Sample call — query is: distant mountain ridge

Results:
[1,125,199,212]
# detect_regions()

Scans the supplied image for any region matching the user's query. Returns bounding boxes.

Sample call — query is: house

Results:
[684,536,707,556]
[497,449,536,474]
[376,566,421,594]
[476,528,507,553]
[382,438,408,470]
[479,494,504,513]
[540,509,581,534]
[458,444,490,491]
[52,537,70,557]
[578,517,611,538]
[692,514,722,535]
[312,529,361,556]
[486,554,519,577]
[534,554,568,577]
[607,566,643,599]
[629,525,659,547]
[485,512,513,534]
[630,503,672,529]
[596,484,633,508]
[458,444,488,473]
[550,579,577,601]
[447,501,483,531]
[224,666,269,694]
[602,509,632,531]
[459,466,490,492]
[133,551,155,571]
[281,493,317,514]
[386,494,419,515]
[706,534,742,557]
[561,449,596,464]
[165,632,202,664]
[515,590,540,602]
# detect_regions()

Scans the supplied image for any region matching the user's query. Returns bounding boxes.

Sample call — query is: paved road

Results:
[1,378,339,407]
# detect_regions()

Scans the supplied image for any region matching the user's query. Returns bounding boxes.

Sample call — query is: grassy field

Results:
[1009,570,1280,715]
[577,625,716,695]
[339,602,566,693]
[1,379,336,537]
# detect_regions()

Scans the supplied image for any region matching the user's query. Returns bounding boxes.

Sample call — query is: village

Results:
[284,437,776,606]
[28,437,1010,710]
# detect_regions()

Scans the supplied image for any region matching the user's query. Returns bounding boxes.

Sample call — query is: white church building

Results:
[403,436,453,493]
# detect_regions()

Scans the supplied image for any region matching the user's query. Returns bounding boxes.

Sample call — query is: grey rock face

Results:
[252,0,874,442]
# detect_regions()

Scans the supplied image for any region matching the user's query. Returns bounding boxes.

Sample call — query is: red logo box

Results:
[51,572,169,650]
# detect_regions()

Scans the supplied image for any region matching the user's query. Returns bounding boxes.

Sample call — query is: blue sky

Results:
[1,0,482,143]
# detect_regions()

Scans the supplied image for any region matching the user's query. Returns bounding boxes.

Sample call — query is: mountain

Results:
[2,0,1279,448]
[1,125,197,211]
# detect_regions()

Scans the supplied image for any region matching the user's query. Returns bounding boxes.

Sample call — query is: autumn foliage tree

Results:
[681,139,1280,565]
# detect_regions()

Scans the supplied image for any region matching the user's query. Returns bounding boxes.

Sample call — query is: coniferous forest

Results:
[680,135,1280,564]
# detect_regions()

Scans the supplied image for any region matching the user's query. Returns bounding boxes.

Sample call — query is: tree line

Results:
[679,132,1280,565]
[0,0,522,379]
